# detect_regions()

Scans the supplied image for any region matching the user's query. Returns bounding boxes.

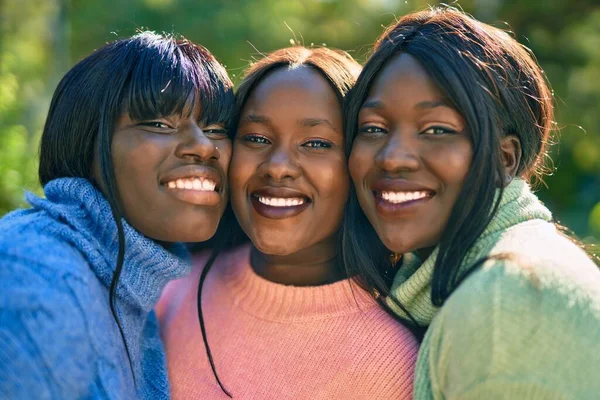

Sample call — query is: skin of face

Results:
[349,53,472,257]
[106,99,232,243]
[230,66,349,263]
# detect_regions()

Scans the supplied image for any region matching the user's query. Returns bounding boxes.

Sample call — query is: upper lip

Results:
[251,186,311,200]
[371,179,436,194]
[160,165,223,190]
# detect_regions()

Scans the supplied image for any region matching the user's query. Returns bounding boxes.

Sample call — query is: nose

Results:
[375,130,421,173]
[174,124,219,162]
[260,145,301,181]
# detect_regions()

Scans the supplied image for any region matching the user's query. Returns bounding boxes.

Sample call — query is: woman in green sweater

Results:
[342,6,600,399]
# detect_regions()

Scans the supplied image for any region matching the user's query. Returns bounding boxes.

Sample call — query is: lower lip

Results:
[374,193,433,217]
[250,196,311,220]
[164,187,221,206]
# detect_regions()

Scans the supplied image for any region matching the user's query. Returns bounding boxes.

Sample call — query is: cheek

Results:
[317,156,350,203]
[443,143,473,187]
[348,143,373,191]
[228,147,256,202]
[217,140,233,176]
[112,137,161,187]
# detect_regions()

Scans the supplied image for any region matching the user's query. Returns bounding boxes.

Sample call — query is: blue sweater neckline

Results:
[26,177,191,312]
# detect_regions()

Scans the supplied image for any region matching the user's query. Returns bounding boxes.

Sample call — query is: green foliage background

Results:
[1,0,599,245]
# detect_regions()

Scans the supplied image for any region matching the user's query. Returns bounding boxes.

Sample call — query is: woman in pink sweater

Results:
[157,47,419,399]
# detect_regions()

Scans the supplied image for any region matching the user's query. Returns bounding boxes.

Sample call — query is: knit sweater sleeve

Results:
[0,250,96,399]
[418,259,600,400]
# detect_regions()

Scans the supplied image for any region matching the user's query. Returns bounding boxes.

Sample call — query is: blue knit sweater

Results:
[0,178,191,399]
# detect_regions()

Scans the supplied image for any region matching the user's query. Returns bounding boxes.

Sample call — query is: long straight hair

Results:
[341,6,555,321]
[38,31,234,383]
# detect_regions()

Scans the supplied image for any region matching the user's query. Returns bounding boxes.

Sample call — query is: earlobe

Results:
[500,135,521,185]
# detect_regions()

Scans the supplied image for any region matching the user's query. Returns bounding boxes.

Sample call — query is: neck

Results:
[250,238,346,286]
[416,246,435,261]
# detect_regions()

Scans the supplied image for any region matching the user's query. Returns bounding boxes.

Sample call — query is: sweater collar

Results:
[27,178,190,312]
[218,243,378,323]
[386,178,552,326]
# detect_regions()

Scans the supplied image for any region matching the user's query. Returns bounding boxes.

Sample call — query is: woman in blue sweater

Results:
[0,32,234,399]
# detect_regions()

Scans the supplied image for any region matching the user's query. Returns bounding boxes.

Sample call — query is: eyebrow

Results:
[240,114,337,131]
[360,99,454,111]
[240,113,270,124]
[415,100,453,110]
[361,100,384,110]
[301,118,336,131]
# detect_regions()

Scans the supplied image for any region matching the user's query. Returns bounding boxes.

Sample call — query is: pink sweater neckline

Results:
[216,243,379,323]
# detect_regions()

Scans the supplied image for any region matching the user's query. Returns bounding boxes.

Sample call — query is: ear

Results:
[500,135,522,185]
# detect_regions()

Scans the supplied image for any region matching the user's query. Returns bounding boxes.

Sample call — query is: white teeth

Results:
[166,177,217,192]
[257,196,306,207]
[202,179,215,191]
[381,191,429,204]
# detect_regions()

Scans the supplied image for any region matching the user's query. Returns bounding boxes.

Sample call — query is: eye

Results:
[242,134,271,146]
[302,139,333,149]
[420,126,457,136]
[138,121,173,130]
[358,125,388,136]
[203,126,229,139]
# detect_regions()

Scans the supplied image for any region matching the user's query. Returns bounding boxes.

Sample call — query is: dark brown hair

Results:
[341,6,555,328]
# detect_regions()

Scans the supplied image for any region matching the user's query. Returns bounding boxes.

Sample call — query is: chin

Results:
[252,237,296,256]
[150,225,219,244]
[378,232,413,255]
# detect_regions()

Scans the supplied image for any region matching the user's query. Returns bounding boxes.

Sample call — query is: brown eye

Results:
[303,139,332,149]
[139,121,171,129]
[421,126,456,135]
[242,134,271,145]
[203,128,229,139]
[358,125,387,135]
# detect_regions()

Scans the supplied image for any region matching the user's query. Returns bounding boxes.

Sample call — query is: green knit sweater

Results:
[387,179,600,399]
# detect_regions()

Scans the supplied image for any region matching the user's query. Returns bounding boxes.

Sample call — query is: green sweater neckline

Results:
[386,179,553,326]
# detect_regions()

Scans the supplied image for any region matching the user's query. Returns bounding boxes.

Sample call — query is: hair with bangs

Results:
[38,31,234,384]
[196,46,362,397]
[341,6,555,332]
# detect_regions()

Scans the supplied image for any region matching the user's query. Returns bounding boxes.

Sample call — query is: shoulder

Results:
[0,206,91,275]
[0,249,97,398]
[440,220,600,346]
[421,223,600,398]
[452,219,600,320]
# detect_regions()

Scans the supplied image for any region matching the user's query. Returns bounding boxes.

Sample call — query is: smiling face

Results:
[349,53,472,256]
[108,99,232,243]
[230,66,349,256]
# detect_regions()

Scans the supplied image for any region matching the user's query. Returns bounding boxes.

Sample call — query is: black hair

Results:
[38,31,234,384]
[196,46,362,397]
[341,5,555,327]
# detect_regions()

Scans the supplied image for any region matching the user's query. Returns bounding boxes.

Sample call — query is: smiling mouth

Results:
[250,193,311,219]
[162,176,221,206]
[373,189,435,215]
[379,190,433,204]
[255,195,307,207]
[164,177,218,192]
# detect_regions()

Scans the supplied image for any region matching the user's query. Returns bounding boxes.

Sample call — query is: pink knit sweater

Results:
[156,244,418,399]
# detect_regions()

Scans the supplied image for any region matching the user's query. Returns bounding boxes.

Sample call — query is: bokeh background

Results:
[1,0,599,246]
